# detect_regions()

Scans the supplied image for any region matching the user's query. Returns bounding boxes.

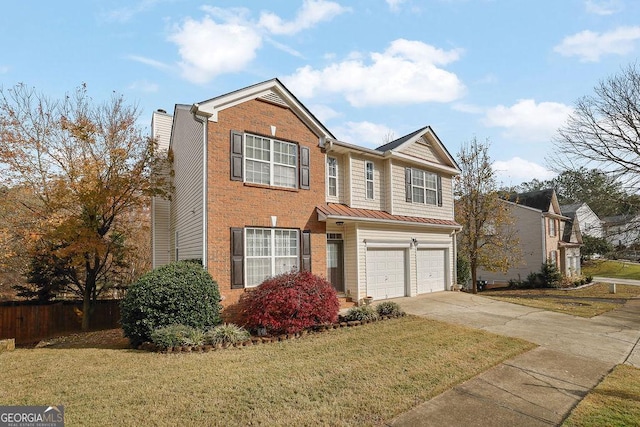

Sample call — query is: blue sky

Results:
[1,0,639,186]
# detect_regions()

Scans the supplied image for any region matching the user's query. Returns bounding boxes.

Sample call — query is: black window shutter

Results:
[405,168,412,202]
[230,227,244,289]
[437,175,443,207]
[230,130,243,181]
[300,146,310,190]
[300,230,311,272]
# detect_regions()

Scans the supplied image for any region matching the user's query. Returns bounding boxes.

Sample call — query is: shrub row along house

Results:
[150,79,462,318]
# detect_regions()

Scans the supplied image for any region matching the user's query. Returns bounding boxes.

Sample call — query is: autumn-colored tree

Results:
[455,138,520,293]
[0,83,169,329]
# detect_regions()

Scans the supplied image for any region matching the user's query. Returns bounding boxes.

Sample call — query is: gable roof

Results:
[375,126,460,172]
[193,78,335,140]
[559,203,583,216]
[509,189,556,212]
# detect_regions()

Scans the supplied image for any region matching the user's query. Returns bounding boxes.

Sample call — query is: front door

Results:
[327,240,344,293]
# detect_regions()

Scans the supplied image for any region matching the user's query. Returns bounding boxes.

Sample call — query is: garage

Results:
[417,249,447,293]
[366,248,407,300]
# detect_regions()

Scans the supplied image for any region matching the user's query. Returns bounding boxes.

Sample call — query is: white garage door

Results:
[366,249,407,300]
[417,249,446,294]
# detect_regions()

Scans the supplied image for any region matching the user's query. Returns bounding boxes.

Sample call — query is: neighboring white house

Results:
[560,203,603,239]
[602,214,640,248]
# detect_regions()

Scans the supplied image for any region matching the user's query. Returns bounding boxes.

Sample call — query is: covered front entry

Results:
[417,249,446,293]
[366,248,407,300]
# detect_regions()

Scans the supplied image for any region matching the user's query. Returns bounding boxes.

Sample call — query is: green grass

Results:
[563,364,640,427]
[583,259,640,280]
[483,283,640,317]
[0,316,534,426]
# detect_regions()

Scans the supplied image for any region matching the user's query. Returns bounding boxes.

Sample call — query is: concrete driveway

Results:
[388,291,640,427]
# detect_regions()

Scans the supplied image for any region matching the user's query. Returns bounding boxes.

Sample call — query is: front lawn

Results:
[482,283,640,317]
[563,364,640,427]
[582,259,640,280]
[0,316,534,426]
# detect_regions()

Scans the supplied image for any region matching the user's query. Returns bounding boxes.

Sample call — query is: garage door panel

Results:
[367,249,406,300]
[417,249,446,294]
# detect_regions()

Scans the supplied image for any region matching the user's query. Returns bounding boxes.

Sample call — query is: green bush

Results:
[344,305,379,322]
[150,324,196,348]
[205,324,250,345]
[375,301,404,317]
[120,261,223,346]
[456,254,471,287]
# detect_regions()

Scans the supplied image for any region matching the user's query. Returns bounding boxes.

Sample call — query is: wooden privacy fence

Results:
[0,300,121,345]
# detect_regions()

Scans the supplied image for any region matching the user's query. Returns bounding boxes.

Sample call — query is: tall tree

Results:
[516,168,635,217]
[553,63,640,213]
[0,83,169,329]
[455,138,520,293]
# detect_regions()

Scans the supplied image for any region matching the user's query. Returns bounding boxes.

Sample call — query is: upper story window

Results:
[230,130,310,190]
[410,168,437,205]
[245,134,297,189]
[548,218,557,237]
[327,157,338,197]
[365,161,374,199]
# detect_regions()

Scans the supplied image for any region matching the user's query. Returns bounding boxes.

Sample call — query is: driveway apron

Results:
[388,292,640,427]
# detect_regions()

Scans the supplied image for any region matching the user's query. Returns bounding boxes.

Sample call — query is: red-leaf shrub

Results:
[241,271,340,335]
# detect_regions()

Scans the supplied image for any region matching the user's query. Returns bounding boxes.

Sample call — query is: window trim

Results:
[244,133,298,189]
[244,227,300,288]
[410,168,438,205]
[365,161,374,199]
[549,218,557,237]
[327,156,338,197]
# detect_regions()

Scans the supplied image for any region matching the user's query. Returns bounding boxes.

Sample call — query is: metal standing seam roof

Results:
[316,203,461,227]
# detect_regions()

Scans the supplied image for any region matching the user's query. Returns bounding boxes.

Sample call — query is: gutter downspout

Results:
[191,104,208,268]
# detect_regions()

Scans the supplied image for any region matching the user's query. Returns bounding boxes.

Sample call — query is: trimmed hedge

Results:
[241,271,340,335]
[121,261,222,346]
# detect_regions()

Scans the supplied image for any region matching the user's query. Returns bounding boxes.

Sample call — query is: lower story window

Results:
[245,228,299,287]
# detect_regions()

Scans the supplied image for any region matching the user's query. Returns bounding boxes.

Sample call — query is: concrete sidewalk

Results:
[388,292,640,426]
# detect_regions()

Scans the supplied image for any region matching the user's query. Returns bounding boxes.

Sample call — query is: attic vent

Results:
[260,91,288,107]
[417,136,429,145]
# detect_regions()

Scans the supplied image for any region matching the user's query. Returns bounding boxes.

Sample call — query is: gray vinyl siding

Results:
[390,161,454,219]
[151,111,172,268]
[476,205,543,283]
[170,105,204,262]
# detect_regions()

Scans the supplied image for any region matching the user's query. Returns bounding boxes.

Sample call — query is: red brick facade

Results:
[205,99,327,319]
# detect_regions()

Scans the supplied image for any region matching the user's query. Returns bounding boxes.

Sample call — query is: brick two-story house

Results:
[151,79,461,317]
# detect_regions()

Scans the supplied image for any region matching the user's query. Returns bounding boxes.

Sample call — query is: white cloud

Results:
[386,0,407,12]
[283,39,465,107]
[0,65,8,74]
[168,14,262,84]
[309,104,341,123]
[554,26,640,62]
[258,0,350,35]
[127,55,173,71]
[128,80,159,93]
[585,0,622,15]
[167,3,347,83]
[482,99,573,142]
[493,157,556,187]
[104,0,166,23]
[332,121,396,148]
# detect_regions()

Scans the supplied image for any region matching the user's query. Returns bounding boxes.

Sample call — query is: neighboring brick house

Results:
[151,79,461,318]
[477,189,582,283]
